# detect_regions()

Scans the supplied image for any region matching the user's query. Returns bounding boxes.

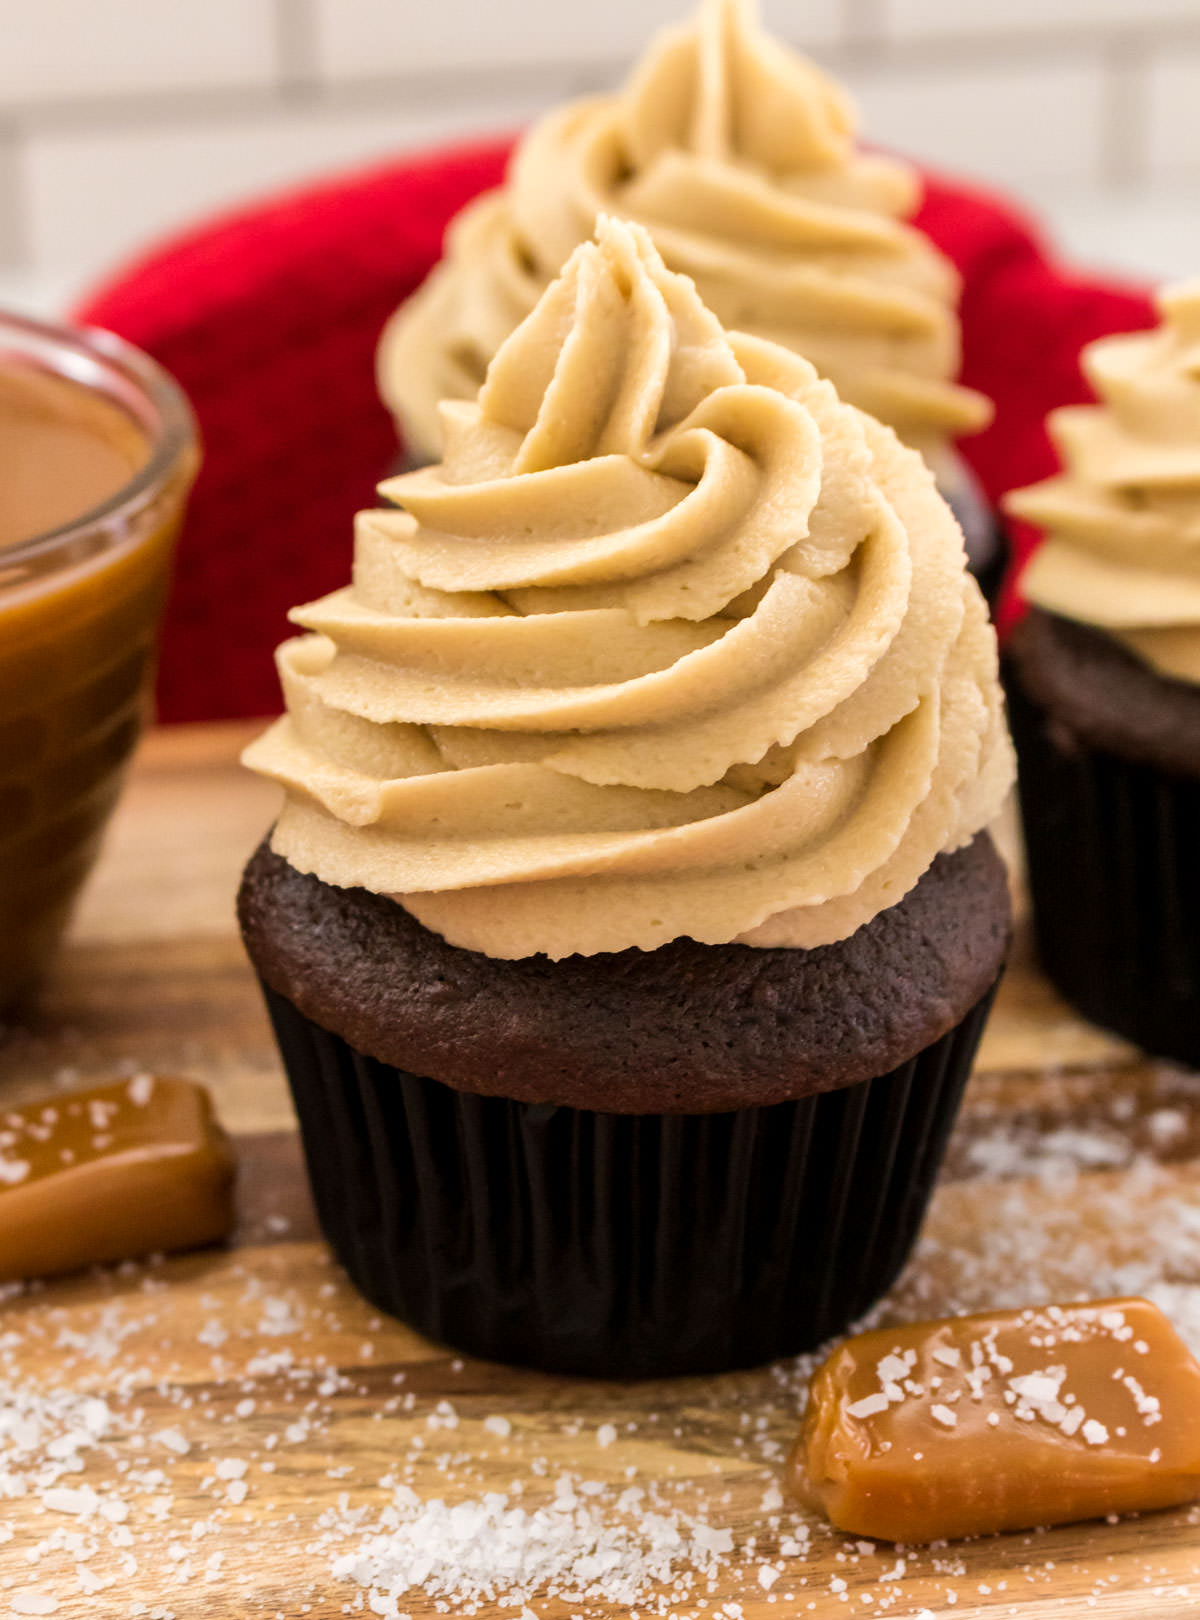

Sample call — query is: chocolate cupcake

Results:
[242,219,1013,1376]
[1006,283,1200,1067]
[377,0,996,583]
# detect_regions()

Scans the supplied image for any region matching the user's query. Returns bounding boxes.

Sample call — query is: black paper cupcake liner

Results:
[261,978,997,1378]
[1007,667,1200,1067]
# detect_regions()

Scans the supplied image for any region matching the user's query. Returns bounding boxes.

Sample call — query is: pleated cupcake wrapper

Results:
[261,980,996,1378]
[1007,668,1200,1067]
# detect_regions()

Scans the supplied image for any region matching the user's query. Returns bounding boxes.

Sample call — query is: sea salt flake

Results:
[930,1405,957,1428]
[1083,1420,1110,1446]
[875,1355,910,1386]
[1009,1373,1065,1406]
[40,1487,98,1517]
[846,1394,890,1420]
[10,1594,59,1616]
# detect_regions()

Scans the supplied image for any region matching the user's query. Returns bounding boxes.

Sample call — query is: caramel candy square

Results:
[0,1075,236,1281]
[790,1297,1200,1542]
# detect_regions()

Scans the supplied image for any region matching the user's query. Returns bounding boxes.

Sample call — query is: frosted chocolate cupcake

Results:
[379,0,993,559]
[1006,282,1200,1066]
[241,218,1013,1376]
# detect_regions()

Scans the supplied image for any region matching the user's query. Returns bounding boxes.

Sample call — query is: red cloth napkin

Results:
[76,137,1155,723]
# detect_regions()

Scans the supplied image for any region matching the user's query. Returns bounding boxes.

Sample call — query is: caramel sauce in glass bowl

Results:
[0,313,199,1013]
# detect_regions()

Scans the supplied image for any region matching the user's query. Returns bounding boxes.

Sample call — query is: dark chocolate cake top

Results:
[1009,608,1200,780]
[239,831,1009,1114]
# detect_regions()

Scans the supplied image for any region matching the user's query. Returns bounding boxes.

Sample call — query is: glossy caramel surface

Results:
[0,360,190,1010]
[0,366,148,550]
[790,1297,1200,1542]
[0,1074,235,1280]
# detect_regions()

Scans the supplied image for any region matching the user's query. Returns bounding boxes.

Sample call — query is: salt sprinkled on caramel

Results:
[790,1297,1200,1543]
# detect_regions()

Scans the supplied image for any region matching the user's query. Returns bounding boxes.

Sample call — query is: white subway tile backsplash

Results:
[1148,45,1200,176]
[1038,183,1200,282]
[310,0,840,81]
[23,90,568,290]
[0,0,1188,305]
[884,0,1199,39]
[0,0,278,106]
[844,56,1107,190]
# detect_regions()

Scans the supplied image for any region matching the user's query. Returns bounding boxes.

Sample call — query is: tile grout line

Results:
[839,0,888,58]
[275,0,321,104]
[1099,31,1151,192]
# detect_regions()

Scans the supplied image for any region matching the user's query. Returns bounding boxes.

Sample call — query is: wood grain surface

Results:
[1,722,1199,1619]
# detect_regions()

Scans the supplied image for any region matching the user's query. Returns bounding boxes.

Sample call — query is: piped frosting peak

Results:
[1009,281,1200,686]
[249,219,1011,960]
[379,0,990,464]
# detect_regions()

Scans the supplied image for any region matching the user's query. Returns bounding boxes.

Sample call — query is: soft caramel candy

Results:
[0,1076,236,1281]
[790,1298,1200,1542]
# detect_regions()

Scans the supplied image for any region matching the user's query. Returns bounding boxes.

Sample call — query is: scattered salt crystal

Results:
[846,1394,890,1420]
[930,1405,957,1428]
[332,1487,738,1608]
[225,1480,248,1506]
[10,1594,58,1616]
[157,1431,190,1457]
[875,1355,909,1386]
[760,1481,783,1512]
[1147,1108,1187,1148]
[931,1347,961,1369]
[40,1486,98,1516]
[215,1459,247,1481]
[1009,1373,1064,1405]
[0,1159,30,1186]
[758,1564,781,1590]
[1083,1420,1110,1446]
[127,1075,155,1107]
[596,1424,617,1449]
[483,1415,511,1439]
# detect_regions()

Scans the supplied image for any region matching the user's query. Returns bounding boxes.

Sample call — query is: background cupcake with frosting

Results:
[379,0,996,579]
[1005,282,1200,1068]
[240,216,1012,1378]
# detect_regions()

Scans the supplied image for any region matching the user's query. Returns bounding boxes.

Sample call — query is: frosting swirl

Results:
[379,0,990,465]
[1009,282,1200,686]
[248,218,1011,960]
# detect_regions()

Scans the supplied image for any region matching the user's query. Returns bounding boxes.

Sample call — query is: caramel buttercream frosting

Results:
[1009,281,1200,687]
[246,218,1011,960]
[379,0,990,466]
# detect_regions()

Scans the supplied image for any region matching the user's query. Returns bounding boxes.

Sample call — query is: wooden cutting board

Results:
[2,721,1200,1619]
